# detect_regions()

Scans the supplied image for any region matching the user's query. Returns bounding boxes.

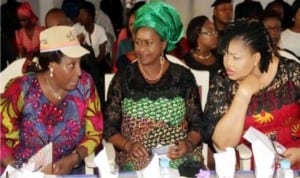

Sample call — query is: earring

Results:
[160,52,165,64]
[50,67,54,78]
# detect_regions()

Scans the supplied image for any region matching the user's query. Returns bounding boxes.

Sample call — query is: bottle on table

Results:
[159,157,171,178]
[276,159,294,178]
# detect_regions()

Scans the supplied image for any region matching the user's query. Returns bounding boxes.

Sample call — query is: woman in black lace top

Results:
[104,1,203,171]
[200,19,300,169]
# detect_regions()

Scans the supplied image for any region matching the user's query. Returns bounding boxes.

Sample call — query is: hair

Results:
[37,51,63,72]
[45,8,67,27]
[17,1,38,24]
[61,0,83,22]
[291,0,300,20]
[218,19,272,73]
[80,1,95,20]
[235,1,263,20]
[265,0,293,29]
[260,9,282,23]
[186,15,209,50]
[126,1,145,38]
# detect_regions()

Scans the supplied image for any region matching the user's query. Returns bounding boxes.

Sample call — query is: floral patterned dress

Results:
[200,57,300,169]
[0,72,103,173]
[104,61,204,171]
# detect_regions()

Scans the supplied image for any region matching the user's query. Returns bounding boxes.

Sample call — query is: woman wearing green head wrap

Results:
[104,1,204,171]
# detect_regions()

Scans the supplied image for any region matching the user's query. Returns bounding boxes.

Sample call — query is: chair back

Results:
[105,73,115,101]
[0,58,26,93]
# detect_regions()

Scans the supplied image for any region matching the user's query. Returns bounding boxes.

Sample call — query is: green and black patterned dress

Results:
[104,61,204,171]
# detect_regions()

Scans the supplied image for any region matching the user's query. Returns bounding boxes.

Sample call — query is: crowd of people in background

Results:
[0,0,299,175]
[1,0,299,100]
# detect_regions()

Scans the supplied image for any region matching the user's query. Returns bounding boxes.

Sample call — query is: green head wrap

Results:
[133,1,184,52]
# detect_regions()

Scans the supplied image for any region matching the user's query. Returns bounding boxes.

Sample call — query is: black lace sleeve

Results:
[103,71,123,139]
[182,69,203,133]
[199,71,234,143]
[285,59,300,102]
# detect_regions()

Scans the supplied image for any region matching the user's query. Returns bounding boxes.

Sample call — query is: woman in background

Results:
[279,0,300,58]
[115,1,145,70]
[15,2,43,60]
[184,15,222,81]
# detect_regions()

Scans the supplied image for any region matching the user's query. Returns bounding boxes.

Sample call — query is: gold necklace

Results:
[192,50,212,60]
[138,57,165,83]
[45,75,62,100]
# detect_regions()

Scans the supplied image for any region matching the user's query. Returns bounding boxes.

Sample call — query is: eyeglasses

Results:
[200,31,218,36]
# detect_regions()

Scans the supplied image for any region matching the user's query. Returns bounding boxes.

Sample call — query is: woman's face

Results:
[128,14,135,37]
[18,15,31,27]
[134,27,166,66]
[51,55,82,91]
[214,3,233,25]
[78,8,91,26]
[223,38,259,81]
[198,19,218,50]
[263,17,281,47]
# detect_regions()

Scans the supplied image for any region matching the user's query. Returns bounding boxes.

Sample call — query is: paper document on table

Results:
[94,140,119,178]
[28,142,53,171]
[243,127,286,154]
[152,144,174,155]
[0,165,45,178]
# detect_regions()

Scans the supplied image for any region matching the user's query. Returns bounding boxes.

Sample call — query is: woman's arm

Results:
[96,42,107,63]
[77,80,104,156]
[103,72,124,143]
[0,77,24,167]
[212,88,251,149]
[212,74,261,150]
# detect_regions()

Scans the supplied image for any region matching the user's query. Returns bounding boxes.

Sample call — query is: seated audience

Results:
[278,0,300,58]
[104,1,203,171]
[200,19,300,169]
[261,9,299,62]
[0,26,103,175]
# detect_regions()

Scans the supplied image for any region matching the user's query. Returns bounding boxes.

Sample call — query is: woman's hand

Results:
[283,147,300,167]
[126,141,149,158]
[238,74,262,99]
[51,153,79,175]
[1,156,17,168]
[167,140,191,160]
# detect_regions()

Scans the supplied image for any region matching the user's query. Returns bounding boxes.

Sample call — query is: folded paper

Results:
[252,140,275,178]
[94,140,119,178]
[28,142,53,171]
[214,147,236,178]
[243,127,279,178]
[136,154,161,178]
[1,165,45,178]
